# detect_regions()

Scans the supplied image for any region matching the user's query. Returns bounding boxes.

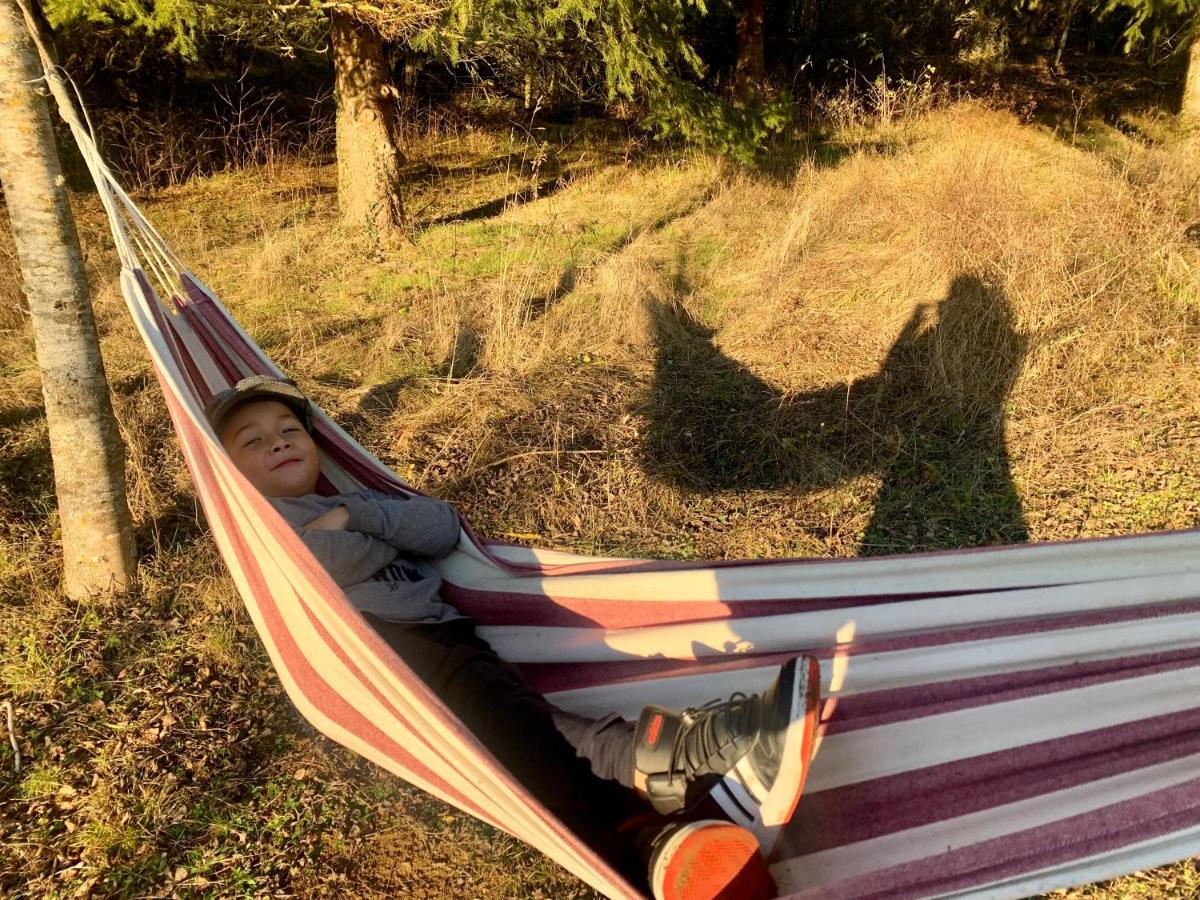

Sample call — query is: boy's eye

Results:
[242,437,262,448]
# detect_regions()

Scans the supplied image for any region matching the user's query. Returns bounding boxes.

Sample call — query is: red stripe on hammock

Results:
[311,420,403,493]
[784,702,1200,860]
[786,772,1200,899]
[821,645,1200,736]
[180,273,273,376]
[176,300,244,385]
[442,581,1027,629]
[517,597,1200,695]
[135,271,211,402]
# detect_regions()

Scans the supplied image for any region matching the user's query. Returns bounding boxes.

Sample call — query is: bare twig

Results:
[3,701,20,773]
[473,448,626,474]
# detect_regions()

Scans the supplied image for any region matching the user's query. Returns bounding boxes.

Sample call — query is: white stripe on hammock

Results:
[542,610,1200,717]
[804,664,1200,793]
[774,751,1200,891]
[477,571,1200,665]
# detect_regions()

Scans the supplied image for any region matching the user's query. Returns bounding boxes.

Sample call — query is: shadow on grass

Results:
[0,421,54,529]
[135,494,208,558]
[0,403,43,431]
[641,273,1028,554]
[987,55,1186,149]
[422,172,581,230]
[353,377,425,419]
[751,138,853,184]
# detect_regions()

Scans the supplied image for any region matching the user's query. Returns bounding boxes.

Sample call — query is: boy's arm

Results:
[306,505,349,531]
[294,516,399,587]
[340,492,461,559]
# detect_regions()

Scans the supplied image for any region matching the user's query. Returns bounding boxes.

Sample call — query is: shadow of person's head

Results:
[928,273,1024,422]
[870,274,1025,433]
[862,274,1029,552]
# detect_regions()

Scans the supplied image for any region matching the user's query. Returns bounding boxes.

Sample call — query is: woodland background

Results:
[3,0,1200,896]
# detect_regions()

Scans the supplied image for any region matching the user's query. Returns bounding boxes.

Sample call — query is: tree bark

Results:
[1052,0,1077,71]
[1184,30,1200,124]
[0,0,136,597]
[330,10,405,235]
[1018,0,1053,55]
[734,0,766,96]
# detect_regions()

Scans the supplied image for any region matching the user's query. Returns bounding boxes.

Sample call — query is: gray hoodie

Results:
[269,490,463,623]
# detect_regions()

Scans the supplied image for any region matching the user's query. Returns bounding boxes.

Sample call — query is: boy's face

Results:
[219,400,320,497]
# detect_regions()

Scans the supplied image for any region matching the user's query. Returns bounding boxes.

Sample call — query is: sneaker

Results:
[712,655,821,856]
[647,819,776,900]
[634,655,821,833]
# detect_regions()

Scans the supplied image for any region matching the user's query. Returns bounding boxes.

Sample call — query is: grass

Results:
[3,88,1200,896]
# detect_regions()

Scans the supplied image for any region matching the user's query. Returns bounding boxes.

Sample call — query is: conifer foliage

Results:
[30,0,1200,218]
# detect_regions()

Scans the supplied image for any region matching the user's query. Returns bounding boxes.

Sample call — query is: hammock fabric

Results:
[30,32,1200,900]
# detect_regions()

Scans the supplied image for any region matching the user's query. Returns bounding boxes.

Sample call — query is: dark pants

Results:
[361,613,655,879]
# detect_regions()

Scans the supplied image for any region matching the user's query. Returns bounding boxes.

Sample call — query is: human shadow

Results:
[641,273,1028,554]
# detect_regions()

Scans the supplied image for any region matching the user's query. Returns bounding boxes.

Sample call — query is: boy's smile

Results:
[218,399,321,497]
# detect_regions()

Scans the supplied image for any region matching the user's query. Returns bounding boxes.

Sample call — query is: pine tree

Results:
[42,1,439,235]
[1099,0,1200,121]
[735,0,766,95]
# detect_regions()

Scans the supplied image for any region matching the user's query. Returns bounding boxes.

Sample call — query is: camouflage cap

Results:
[203,375,312,435]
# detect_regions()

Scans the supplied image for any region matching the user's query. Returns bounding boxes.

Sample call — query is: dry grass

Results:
[3,94,1200,896]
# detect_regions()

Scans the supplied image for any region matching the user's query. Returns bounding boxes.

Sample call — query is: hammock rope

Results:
[19,7,1200,896]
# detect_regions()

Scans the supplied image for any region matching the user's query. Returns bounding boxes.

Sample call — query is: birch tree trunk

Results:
[0,0,136,597]
[1183,31,1200,124]
[331,10,406,236]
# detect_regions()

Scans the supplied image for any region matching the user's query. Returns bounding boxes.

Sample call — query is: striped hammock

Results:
[31,30,1200,900]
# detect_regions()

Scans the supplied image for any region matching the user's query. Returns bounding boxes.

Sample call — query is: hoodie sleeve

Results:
[269,495,401,588]
[340,492,461,559]
[292,526,400,588]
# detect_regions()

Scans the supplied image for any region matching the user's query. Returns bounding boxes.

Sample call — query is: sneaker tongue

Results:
[683,697,761,776]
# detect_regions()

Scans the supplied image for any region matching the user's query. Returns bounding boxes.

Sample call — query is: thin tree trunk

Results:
[1184,30,1200,124]
[402,50,420,94]
[1053,0,1077,71]
[734,0,766,96]
[0,0,135,597]
[1020,0,1053,55]
[330,10,405,236]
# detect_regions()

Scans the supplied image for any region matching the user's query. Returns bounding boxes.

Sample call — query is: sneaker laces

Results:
[667,693,760,787]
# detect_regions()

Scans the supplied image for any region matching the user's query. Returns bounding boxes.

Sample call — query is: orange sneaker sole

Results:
[653,821,777,900]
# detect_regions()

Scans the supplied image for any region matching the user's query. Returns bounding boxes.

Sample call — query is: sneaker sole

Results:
[651,820,776,900]
[724,656,821,847]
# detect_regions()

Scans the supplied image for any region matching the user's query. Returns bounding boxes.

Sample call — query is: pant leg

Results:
[361,613,654,879]
[551,710,638,789]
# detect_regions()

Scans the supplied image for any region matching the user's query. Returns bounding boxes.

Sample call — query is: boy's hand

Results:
[305,505,350,531]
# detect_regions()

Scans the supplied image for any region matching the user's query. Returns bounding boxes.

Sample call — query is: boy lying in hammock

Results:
[206,375,821,900]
